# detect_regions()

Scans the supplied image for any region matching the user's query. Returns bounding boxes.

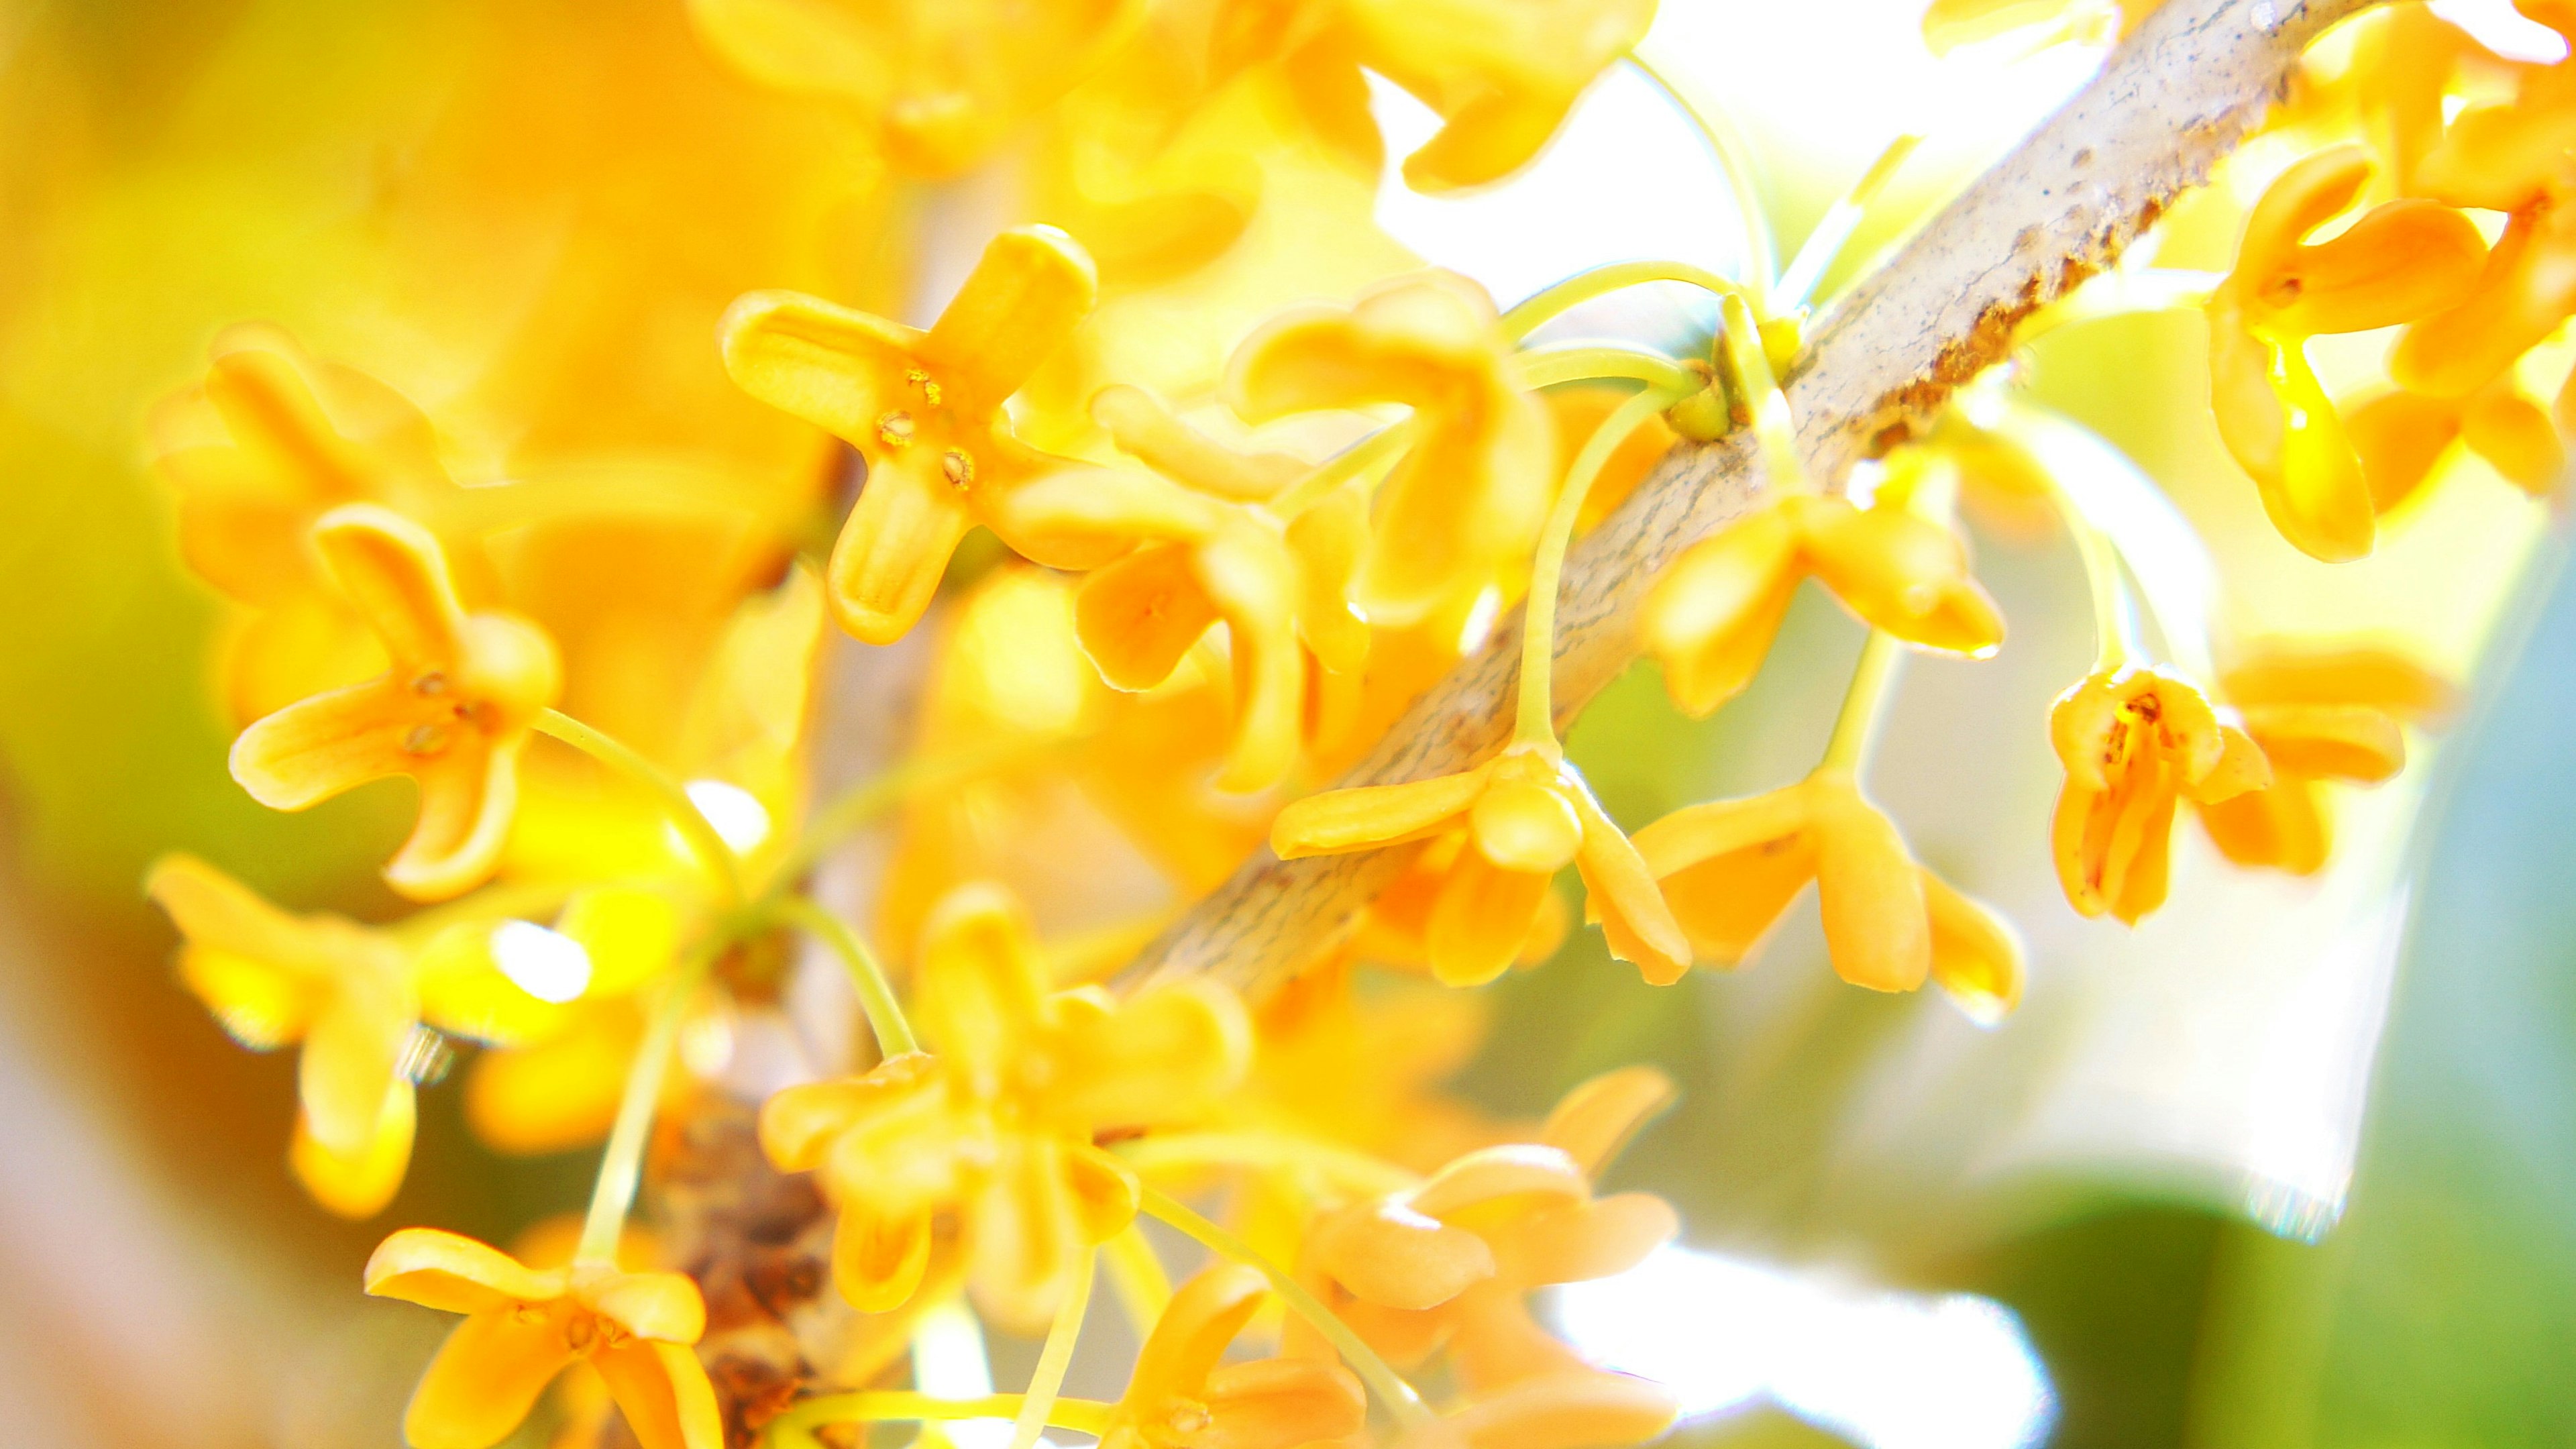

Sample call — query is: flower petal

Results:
[2198,778,2332,875]
[827,449,978,645]
[1432,1369,1682,1449]
[922,227,1099,414]
[386,733,524,902]
[311,504,468,672]
[291,1085,414,1219]
[716,288,922,447]
[1092,384,1303,500]
[1128,1263,1270,1410]
[1538,1067,1676,1177]
[2242,702,2406,782]
[1427,851,1556,987]
[2257,336,2376,563]
[831,1199,934,1314]
[1272,767,1489,857]
[465,1006,641,1155]
[586,1271,708,1344]
[1480,1193,1677,1287]
[228,677,417,810]
[2346,388,2462,515]
[1809,774,1929,993]
[1566,784,1690,986]
[1054,981,1252,1127]
[1077,543,1222,692]
[404,1308,578,1449]
[592,1339,725,1449]
[759,1051,941,1172]
[1314,1200,1497,1310]
[915,883,1051,1096]
[1922,870,2024,1025]
[1640,505,1799,716]
[1199,1356,1370,1449]
[366,1227,564,1313]
[2267,197,2486,336]
[1409,1143,1588,1220]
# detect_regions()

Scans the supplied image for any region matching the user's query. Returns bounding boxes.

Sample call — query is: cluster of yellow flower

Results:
[130,0,2551,1446]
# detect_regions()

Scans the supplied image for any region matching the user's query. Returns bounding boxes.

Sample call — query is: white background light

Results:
[489,920,592,1004]
[683,779,771,853]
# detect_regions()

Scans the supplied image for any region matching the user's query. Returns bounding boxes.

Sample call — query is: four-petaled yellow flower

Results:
[2206,144,2486,561]
[1100,1264,1368,1449]
[994,386,1368,792]
[147,854,423,1218]
[229,504,560,902]
[1297,1067,1677,1392]
[1228,270,1555,627]
[720,226,1136,644]
[759,881,1250,1332]
[364,1227,721,1449]
[1630,767,2025,1021]
[150,325,472,724]
[1272,746,1688,987]
[2050,665,2272,924]
[2196,645,2456,876]
[1640,492,2004,719]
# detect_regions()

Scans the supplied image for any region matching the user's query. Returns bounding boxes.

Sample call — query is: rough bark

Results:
[1117,0,2378,997]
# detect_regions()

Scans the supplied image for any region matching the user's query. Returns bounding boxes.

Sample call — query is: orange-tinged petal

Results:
[1642,504,1798,699]
[1922,871,2023,1024]
[1289,481,1375,675]
[1314,1201,1498,1309]
[921,227,1099,414]
[759,1052,941,1171]
[2242,702,2405,781]
[827,449,978,645]
[1197,523,1307,792]
[989,465,1226,564]
[1539,1067,1676,1177]
[404,1309,579,1449]
[592,1339,724,1449]
[466,1006,643,1156]
[388,736,524,903]
[1065,1140,1145,1242]
[916,883,1049,1097]
[2265,198,2486,337]
[366,1227,566,1311]
[1428,1371,1682,1449]
[1055,981,1252,1126]
[1128,1263,1270,1409]
[1446,1293,1599,1397]
[1796,497,2003,656]
[301,983,412,1155]
[2396,203,2576,398]
[2237,146,2372,286]
[585,1273,708,1344]
[716,288,923,447]
[2223,646,2456,718]
[2199,777,2332,874]
[311,504,468,672]
[2413,99,2576,213]
[1480,1193,1677,1287]
[292,1086,414,1219]
[1273,767,1489,857]
[146,853,343,1041]
[1199,1356,1369,1449]
[1566,786,1690,987]
[1092,384,1303,501]
[1410,1144,1589,1220]
[229,678,419,810]
[2186,723,2274,803]
[1361,390,1554,625]
[2259,337,2376,562]
[1428,851,1557,987]
[1470,779,1584,875]
[2209,293,2290,484]
[967,1136,1089,1334]
[2346,389,2461,515]
[1078,543,1221,691]
[2461,382,2565,495]
[1632,788,1815,964]
[832,1200,934,1314]
[1808,773,1929,993]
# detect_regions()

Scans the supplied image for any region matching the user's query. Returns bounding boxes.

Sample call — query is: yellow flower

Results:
[228,506,559,901]
[1353,835,1572,981]
[364,1228,721,1449]
[1640,492,2004,720]
[720,227,1131,644]
[760,882,1250,1331]
[684,0,1140,176]
[1220,0,1659,194]
[2347,378,2565,513]
[1295,1069,1676,1392]
[1099,1264,1368,1449]
[150,325,472,723]
[1388,1374,1679,1449]
[1630,767,2024,1020]
[146,854,423,1218]
[993,386,1368,793]
[1271,746,1688,987]
[1241,952,1501,1173]
[2195,645,2455,875]
[1228,270,1554,626]
[2207,145,2487,561]
[2050,665,2271,924]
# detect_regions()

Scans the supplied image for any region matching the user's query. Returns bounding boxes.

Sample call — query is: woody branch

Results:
[1118,0,2379,996]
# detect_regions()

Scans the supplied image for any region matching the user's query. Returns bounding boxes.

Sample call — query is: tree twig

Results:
[1118,0,2377,996]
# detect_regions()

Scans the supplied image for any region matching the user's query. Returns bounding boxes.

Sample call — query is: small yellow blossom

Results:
[1271,746,1688,987]
[1220,0,1659,194]
[720,227,1133,644]
[147,855,420,1217]
[1354,836,1572,980]
[2051,665,2272,924]
[2207,145,2487,561]
[1640,492,2004,719]
[2347,378,2565,513]
[1100,1264,1368,1449]
[760,882,1250,1331]
[1297,1069,1676,1391]
[229,504,561,901]
[1630,767,2024,1020]
[685,0,1140,176]
[150,325,470,723]
[364,1227,721,1449]
[1228,270,1555,626]
[2196,646,2455,875]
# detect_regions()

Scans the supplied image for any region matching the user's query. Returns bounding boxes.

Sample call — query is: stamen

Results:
[402,722,451,756]
[942,449,976,488]
[879,411,916,449]
[411,670,449,696]
[907,368,944,407]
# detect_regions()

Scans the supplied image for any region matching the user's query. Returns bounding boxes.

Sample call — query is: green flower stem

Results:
[771,893,918,1059]
[1774,132,1923,311]
[764,1393,1117,1449]
[1269,420,1415,519]
[1626,43,1778,292]
[1102,1222,1174,1336]
[1010,1246,1096,1449]
[1517,386,1684,750]
[1500,260,1753,342]
[1515,345,1701,397]
[576,935,720,1265]
[1138,1186,1433,1431]
[1717,291,1810,493]
[534,708,745,909]
[1819,629,1908,774]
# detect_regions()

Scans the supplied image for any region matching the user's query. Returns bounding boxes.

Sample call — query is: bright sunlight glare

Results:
[683,779,772,853]
[1550,1244,2055,1449]
[489,920,592,1005]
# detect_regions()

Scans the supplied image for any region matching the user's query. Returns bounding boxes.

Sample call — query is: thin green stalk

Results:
[1010,1248,1095,1449]
[2070,501,2141,673]
[773,893,918,1058]
[1517,386,1681,749]
[1269,421,1415,519]
[1103,1223,1174,1337]
[1626,43,1778,293]
[576,938,719,1265]
[1774,133,1923,312]
[1138,1187,1432,1430]
[535,708,744,908]
[765,1394,1116,1449]
[774,737,1055,890]
[2017,268,2222,346]
[1515,345,1701,396]
[1500,260,1752,341]
[1719,291,1809,492]
[1819,630,1907,773]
